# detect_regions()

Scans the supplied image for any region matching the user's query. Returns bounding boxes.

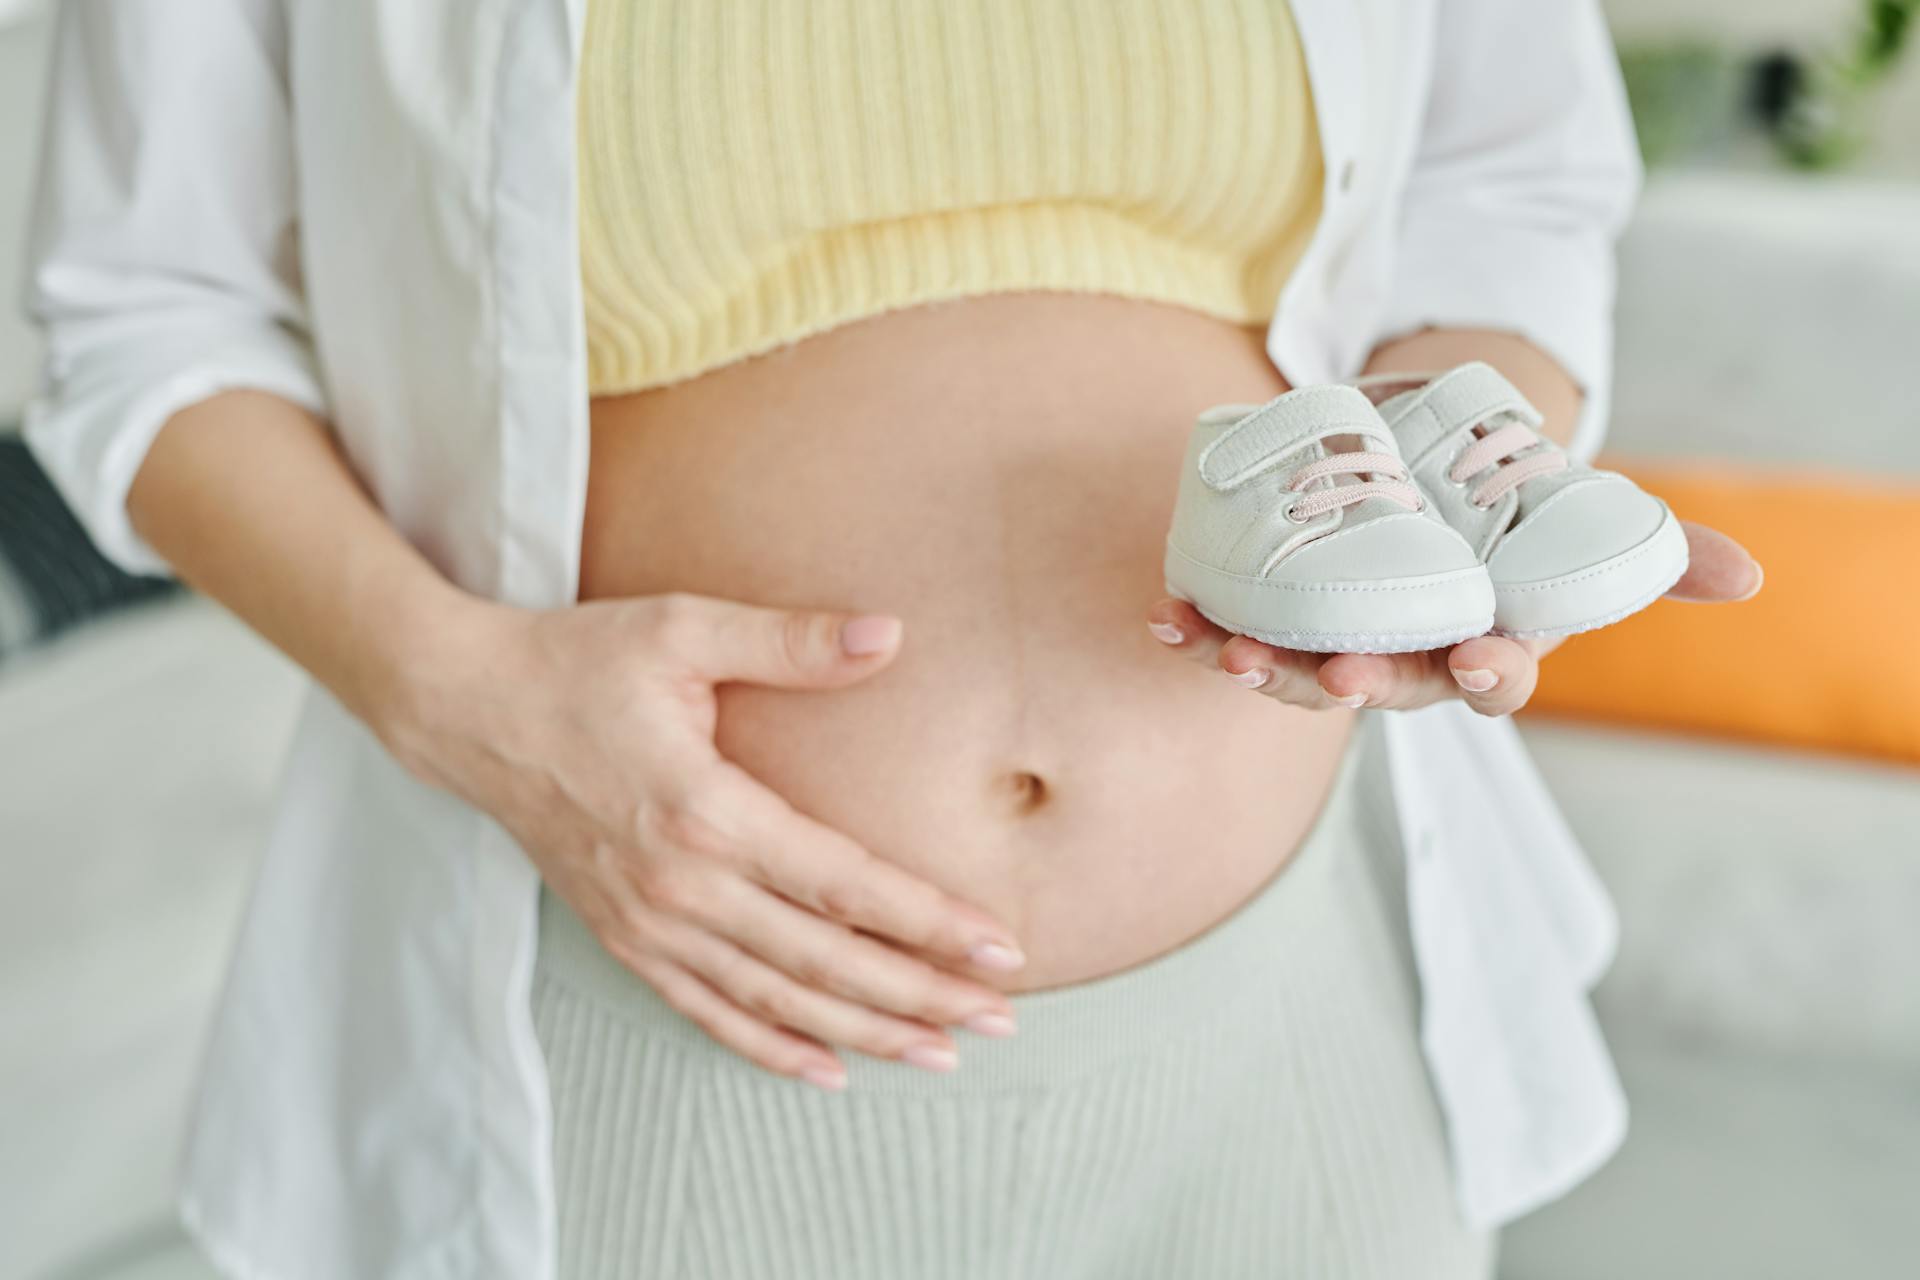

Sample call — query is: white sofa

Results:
[1495,167,1920,1280]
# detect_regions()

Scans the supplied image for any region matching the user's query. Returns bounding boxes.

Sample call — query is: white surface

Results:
[1609,172,1920,472]
[0,598,303,1280]
[1500,1030,1920,1280]
[1499,721,1920,1278]
[1521,721,1920,1068]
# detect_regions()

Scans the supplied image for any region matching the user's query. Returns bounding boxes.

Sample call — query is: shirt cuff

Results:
[1375,218,1617,465]
[22,322,329,579]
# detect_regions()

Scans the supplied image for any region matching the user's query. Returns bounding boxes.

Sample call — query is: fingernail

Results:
[841,614,901,656]
[1452,667,1499,693]
[802,1064,848,1092]
[1147,621,1184,645]
[1225,666,1269,689]
[965,1011,1018,1038]
[902,1044,959,1073]
[1333,692,1368,708]
[968,940,1027,971]
[1734,562,1764,602]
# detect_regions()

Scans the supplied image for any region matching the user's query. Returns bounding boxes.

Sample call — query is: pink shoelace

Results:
[1446,422,1567,508]
[1284,450,1424,522]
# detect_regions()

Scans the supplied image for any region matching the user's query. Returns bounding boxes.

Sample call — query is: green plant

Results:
[1772,0,1918,168]
[1617,43,1740,167]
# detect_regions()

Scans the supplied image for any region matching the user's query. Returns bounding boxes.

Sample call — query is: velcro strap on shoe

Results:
[1414,362,1543,436]
[1197,385,1389,491]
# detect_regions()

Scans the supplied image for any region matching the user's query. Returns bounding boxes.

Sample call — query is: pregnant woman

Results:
[25,1,1759,1277]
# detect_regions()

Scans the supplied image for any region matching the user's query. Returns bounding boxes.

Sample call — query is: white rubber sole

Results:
[1490,506,1691,640]
[1163,543,1496,655]
[1168,594,1496,654]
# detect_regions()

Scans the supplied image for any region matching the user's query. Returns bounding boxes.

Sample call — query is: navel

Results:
[999,769,1051,816]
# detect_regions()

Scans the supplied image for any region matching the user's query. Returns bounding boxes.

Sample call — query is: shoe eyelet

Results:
[1445,445,1484,486]
[1468,497,1493,511]
[1282,502,1308,524]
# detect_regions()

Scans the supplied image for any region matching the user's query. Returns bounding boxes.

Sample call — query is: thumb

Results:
[1666,521,1763,603]
[664,596,905,689]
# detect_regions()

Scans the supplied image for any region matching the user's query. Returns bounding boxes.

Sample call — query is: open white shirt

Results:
[21,1,1643,1275]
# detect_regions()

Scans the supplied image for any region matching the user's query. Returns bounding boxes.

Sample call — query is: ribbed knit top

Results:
[577,0,1324,396]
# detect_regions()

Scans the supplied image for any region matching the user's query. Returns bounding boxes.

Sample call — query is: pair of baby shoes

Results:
[1162,362,1689,654]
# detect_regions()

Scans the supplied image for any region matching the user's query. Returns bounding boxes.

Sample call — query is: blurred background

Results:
[2,1,1916,1277]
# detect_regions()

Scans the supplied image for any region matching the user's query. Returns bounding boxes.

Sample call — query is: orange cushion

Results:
[1525,458,1920,767]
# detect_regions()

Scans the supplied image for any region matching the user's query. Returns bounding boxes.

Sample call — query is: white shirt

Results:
[21,1,1643,1275]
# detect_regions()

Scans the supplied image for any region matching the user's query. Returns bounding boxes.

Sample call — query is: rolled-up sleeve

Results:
[19,0,327,579]
[1377,0,1643,461]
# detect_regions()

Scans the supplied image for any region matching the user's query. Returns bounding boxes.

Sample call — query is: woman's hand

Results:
[378,591,1026,1091]
[1145,521,1762,717]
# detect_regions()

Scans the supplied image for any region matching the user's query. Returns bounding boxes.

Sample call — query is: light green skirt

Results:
[531,719,1494,1279]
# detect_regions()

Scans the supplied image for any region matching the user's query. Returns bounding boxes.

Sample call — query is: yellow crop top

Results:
[578,0,1324,396]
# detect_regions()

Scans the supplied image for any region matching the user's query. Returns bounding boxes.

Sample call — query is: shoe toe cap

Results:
[1488,477,1667,583]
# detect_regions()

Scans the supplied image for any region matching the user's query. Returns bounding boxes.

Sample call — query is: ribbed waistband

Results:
[534,719,1385,1095]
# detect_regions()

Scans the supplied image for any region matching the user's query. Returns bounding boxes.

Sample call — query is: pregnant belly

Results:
[579,293,1355,990]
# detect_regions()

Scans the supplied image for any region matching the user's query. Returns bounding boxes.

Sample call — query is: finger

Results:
[1214,635,1349,709]
[623,952,849,1091]
[1144,597,1234,667]
[688,870,1019,1035]
[1441,636,1540,717]
[685,761,1029,973]
[669,921,975,1071]
[1667,522,1763,603]
[1318,649,1454,711]
[1146,600,1353,709]
[645,592,906,689]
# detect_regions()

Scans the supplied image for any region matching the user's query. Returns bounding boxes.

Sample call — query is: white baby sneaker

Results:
[1163,384,1495,654]
[1363,362,1690,640]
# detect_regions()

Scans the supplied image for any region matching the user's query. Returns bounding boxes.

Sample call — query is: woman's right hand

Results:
[378,590,1026,1091]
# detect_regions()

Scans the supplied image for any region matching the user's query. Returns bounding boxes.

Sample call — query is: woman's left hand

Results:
[1145,520,1762,717]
